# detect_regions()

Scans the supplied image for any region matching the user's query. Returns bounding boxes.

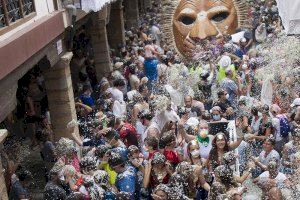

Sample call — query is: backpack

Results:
[276,115,291,138]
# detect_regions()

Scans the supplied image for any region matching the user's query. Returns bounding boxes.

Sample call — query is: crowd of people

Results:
[3,0,300,200]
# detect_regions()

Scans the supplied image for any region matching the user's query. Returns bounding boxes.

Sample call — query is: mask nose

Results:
[189,12,219,42]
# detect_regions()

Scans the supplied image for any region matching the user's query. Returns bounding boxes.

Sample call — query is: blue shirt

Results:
[116,166,137,199]
[9,181,29,200]
[144,58,158,81]
[235,47,248,59]
[104,191,116,200]
[80,94,95,107]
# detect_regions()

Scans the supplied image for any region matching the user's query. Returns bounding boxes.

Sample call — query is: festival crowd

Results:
[3,0,300,200]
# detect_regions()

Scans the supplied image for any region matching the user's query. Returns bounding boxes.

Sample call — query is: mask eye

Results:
[179,15,196,25]
[211,11,229,22]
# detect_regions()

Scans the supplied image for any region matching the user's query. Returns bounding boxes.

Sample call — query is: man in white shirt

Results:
[138,109,160,157]
[108,79,126,118]
[254,160,288,199]
[150,20,161,45]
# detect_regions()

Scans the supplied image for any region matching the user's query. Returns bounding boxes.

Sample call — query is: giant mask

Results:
[161,0,250,60]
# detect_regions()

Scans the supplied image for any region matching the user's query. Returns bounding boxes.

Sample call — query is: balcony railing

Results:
[22,0,34,15]
[0,0,35,28]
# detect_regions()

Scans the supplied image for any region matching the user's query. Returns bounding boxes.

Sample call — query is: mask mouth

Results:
[190,150,201,158]
[212,114,221,120]
[191,36,217,46]
[199,129,208,138]
[183,36,221,59]
[192,43,217,60]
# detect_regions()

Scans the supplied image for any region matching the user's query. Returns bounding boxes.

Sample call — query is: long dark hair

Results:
[208,132,230,170]
[216,165,238,191]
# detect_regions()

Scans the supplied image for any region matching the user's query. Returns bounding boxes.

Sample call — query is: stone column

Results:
[107,0,125,50]
[139,0,145,13]
[90,8,112,80]
[0,129,8,200]
[44,52,79,141]
[144,0,152,9]
[0,74,18,123]
[124,0,139,28]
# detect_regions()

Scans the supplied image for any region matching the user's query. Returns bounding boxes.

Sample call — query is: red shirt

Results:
[163,149,180,166]
[119,123,138,147]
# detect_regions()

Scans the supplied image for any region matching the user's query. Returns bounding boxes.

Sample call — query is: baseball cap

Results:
[219,55,231,68]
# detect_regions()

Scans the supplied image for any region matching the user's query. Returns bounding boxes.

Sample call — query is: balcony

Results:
[0,0,35,34]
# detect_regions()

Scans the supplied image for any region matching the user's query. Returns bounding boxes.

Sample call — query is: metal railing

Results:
[0,0,35,28]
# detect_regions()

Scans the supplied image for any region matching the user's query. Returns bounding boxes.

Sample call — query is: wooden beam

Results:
[2,0,10,26]
[18,0,24,18]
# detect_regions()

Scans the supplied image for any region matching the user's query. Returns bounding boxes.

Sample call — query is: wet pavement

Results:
[20,140,45,199]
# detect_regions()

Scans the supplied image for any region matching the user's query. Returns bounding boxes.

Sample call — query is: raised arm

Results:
[143,160,152,188]
[229,126,244,150]
[234,161,255,184]
[197,166,211,191]
[178,115,196,143]
[131,105,140,125]
[75,102,93,113]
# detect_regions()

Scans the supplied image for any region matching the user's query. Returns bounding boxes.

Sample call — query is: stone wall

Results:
[0,130,8,200]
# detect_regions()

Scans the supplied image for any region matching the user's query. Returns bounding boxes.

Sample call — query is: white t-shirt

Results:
[127,90,138,101]
[129,74,140,90]
[108,87,124,102]
[259,171,287,186]
[151,25,161,44]
[138,55,145,63]
[199,135,214,159]
[141,122,160,158]
[272,117,283,141]
[259,150,280,166]
[154,109,180,132]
